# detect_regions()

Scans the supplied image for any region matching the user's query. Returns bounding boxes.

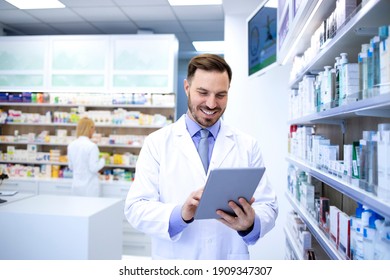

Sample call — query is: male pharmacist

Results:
[124,54,278,259]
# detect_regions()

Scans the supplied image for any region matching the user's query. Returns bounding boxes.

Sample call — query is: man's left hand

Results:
[216,197,255,232]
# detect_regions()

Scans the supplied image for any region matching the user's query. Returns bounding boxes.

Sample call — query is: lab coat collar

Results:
[173,115,235,176]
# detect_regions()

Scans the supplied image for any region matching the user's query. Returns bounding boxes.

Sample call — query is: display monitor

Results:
[247,0,278,76]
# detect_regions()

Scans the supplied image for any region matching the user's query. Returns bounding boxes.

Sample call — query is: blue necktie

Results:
[198,129,209,173]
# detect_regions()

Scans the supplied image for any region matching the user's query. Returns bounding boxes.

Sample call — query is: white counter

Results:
[0,195,123,260]
[0,192,34,205]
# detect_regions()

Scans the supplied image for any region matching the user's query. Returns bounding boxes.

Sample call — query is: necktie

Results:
[198,129,209,173]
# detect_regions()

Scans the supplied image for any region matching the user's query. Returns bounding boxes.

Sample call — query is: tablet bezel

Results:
[194,167,266,220]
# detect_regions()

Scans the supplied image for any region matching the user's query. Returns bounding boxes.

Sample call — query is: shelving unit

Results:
[286,193,345,260]
[0,34,178,258]
[283,0,390,260]
[0,96,175,182]
[286,156,390,219]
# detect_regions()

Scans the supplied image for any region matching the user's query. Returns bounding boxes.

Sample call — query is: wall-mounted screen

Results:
[247,0,277,76]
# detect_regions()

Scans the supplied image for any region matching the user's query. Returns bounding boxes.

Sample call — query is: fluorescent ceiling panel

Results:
[265,0,278,8]
[168,0,222,6]
[5,0,65,9]
[192,41,224,53]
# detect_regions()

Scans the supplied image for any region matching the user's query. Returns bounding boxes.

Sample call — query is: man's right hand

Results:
[181,188,204,222]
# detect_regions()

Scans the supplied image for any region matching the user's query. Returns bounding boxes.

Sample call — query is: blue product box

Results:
[0,92,9,102]
[22,92,32,103]
[8,92,23,103]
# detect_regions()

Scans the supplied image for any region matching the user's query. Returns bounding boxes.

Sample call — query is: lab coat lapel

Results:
[210,122,234,169]
[173,116,206,176]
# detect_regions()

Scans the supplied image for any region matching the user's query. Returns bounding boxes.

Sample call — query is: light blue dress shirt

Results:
[168,114,260,244]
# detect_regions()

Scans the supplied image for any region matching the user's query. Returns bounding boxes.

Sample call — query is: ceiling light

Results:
[5,0,65,9]
[168,0,222,6]
[265,0,278,8]
[192,41,224,53]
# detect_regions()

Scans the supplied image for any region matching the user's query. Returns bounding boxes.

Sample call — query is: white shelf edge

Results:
[285,192,346,260]
[287,93,390,125]
[0,141,142,149]
[286,156,390,219]
[283,226,305,260]
[1,122,165,129]
[0,102,175,109]
[0,160,136,169]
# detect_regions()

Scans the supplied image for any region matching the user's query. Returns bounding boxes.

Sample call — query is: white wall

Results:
[223,10,293,259]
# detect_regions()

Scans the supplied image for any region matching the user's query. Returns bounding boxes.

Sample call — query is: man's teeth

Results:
[202,109,214,115]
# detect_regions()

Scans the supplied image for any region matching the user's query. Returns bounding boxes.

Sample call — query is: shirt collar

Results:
[185,113,220,139]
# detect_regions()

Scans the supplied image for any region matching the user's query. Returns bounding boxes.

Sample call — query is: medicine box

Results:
[338,211,351,259]
[329,206,341,245]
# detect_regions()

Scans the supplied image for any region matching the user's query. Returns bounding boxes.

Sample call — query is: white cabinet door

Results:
[0,37,47,91]
[38,180,72,196]
[50,36,108,90]
[0,179,38,194]
[101,181,131,198]
[111,35,178,93]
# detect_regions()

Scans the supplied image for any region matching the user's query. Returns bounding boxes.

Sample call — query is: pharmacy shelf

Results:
[278,0,335,65]
[0,141,142,149]
[289,0,390,88]
[287,93,390,125]
[285,192,345,260]
[3,122,164,129]
[283,226,305,260]
[286,156,390,219]
[105,163,136,169]
[2,177,131,186]
[0,160,135,169]
[0,160,68,166]
[0,102,174,109]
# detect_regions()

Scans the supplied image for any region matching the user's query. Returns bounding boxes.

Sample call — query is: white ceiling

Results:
[0,0,229,59]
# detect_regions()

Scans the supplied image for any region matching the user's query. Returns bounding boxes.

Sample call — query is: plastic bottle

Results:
[363,211,383,260]
[379,25,390,95]
[360,44,370,99]
[371,35,381,97]
[315,73,322,112]
[366,132,378,195]
[358,51,364,100]
[377,124,390,201]
[334,56,341,107]
[339,53,349,106]
[359,131,375,191]
[322,66,332,110]
[355,206,372,259]
[350,203,364,260]
[367,41,374,98]
[374,219,390,259]
[372,26,389,95]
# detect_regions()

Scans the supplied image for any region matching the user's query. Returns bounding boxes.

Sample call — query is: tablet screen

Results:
[194,167,265,220]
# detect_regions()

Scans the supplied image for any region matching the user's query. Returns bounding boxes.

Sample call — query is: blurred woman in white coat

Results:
[67,117,106,197]
[124,54,278,260]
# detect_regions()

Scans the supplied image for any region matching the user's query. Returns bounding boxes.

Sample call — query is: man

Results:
[124,54,278,260]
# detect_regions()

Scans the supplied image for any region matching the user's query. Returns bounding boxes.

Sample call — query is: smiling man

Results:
[124,54,278,260]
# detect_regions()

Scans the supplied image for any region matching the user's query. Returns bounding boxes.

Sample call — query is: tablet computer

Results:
[194,167,266,220]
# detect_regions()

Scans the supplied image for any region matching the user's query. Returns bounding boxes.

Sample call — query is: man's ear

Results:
[184,79,190,97]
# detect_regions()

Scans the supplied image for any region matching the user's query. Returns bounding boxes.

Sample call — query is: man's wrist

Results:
[182,216,194,224]
[237,222,254,236]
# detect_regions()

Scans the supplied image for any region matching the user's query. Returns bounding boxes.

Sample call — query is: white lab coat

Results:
[67,136,105,197]
[124,115,278,260]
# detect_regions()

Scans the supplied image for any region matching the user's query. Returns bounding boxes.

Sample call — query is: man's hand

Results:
[216,197,255,232]
[181,188,204,222]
